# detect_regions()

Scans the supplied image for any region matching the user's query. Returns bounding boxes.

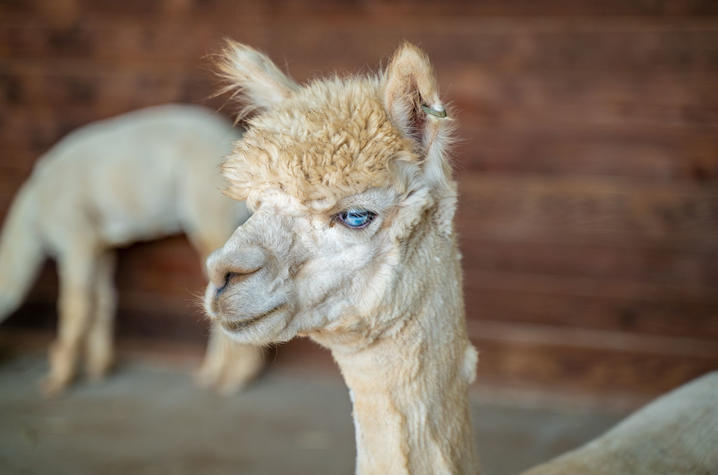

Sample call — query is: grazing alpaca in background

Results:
[205,41,478,473]
[205,42,718,474]
[0,105,262,395]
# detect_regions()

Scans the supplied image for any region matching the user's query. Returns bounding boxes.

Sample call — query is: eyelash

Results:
[334,209,377,229]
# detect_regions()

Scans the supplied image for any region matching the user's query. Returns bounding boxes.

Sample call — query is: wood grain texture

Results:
[1,1,716,398]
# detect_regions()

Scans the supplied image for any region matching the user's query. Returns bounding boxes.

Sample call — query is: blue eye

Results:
[337,209,376,229]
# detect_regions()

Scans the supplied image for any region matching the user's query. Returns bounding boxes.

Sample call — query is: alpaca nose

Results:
[206,246,267,293]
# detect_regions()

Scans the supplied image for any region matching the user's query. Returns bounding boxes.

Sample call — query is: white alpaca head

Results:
[204,41,457,347]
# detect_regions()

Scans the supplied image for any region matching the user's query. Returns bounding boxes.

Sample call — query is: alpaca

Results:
[203,43,718,474]
[524,371,718,474]
[204,41,478,473]
[0,105,262,395]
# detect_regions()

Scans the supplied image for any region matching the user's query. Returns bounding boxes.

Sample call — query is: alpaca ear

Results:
[383,43,453,188]
[217,40,300,118]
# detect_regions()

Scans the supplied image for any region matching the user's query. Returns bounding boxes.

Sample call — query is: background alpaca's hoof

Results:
[216,362,262,395]
[218,347,265,395]
[193,361,260,395]
[194,344,264,395]
[85,358,113,381]
[40,374,71,397]
[193,363,221,390]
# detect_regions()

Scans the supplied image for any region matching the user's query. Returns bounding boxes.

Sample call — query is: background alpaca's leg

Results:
[196,324,264,394]
[195,323,225,389]
[85,251,116,380]
[44,247,96,396]
[214,337,264,395]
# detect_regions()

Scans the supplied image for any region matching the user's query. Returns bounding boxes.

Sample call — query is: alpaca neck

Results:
[312,199,478,474]
[329,266,479,474]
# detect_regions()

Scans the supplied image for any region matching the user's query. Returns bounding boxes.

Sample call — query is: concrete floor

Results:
[0,354,628,475]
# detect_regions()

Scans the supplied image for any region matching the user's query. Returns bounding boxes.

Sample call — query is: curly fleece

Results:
[221,76,418,210]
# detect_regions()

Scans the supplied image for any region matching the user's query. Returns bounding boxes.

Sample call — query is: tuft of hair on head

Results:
[215,40,300,121]
[382,42,455,194]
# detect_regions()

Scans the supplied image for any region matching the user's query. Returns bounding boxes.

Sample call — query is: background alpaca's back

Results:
[28,104,245,251]
[0,104,245,322]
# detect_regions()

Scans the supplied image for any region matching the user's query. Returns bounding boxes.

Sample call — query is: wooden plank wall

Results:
[1,0,717,400]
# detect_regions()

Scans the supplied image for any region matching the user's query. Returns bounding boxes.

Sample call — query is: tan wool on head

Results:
[221,77,418,210]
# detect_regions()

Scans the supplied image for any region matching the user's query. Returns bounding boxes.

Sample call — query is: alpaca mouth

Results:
[220,304,285,332]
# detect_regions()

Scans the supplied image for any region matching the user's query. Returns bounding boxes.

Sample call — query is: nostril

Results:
[216,272,236,295]
[208,246,267,293]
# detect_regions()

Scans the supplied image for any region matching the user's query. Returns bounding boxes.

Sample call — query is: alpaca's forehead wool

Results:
[222,77,416,210]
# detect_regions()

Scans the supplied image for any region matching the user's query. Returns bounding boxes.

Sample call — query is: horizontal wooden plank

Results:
[463,269,716,309]
[470,320,718,397]
[465,288,718,339]
[3,2,718,41]
[460,240,718,288]
[460,240,718,339]
[457,174,718,250]
[3,3,718,27]
[5,62,718,125]
[2,17,718,73]
[3,0,718,19]
[451,72,718,130]
[0,69,213,117]
[470,320,718,359]
[5,0,718,21]
[452,127,718,182]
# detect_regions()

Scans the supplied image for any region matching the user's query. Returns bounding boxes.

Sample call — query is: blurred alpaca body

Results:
[524,371,718,474]
[0,105,262,395]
